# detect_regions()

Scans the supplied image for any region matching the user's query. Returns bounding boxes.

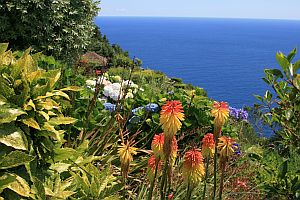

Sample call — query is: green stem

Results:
[160,161,168,200]
[218,158,226,200]
[148,158,160,200]
[202,157,210,200]
[213,145,218,200]
[186,179,193,200]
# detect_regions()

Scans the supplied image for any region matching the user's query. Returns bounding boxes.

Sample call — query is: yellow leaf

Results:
[25,70,43,84]
[53,91,70,100]
[37,99,59,111]
[43,122,56,132]
[8,174,31,197]
[21,118,40,130]
[38,110,50,121]
[48,111,56,116]
[49,117,77,125]
[15,48,37,75]
[60,86,82,91]
[24,99,36,111]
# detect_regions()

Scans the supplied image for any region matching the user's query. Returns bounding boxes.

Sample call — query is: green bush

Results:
[0,0,99,61]
[254,48,300,199]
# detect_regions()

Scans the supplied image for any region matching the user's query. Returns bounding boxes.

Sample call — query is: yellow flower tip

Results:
[182,149,205,185]
[217,136,235,158]
[160,100,185,138]
[202,133,215,158]
[151,133,165,159]
[211,101,229,128]
[147,155,162,181]
[118,141,138,177]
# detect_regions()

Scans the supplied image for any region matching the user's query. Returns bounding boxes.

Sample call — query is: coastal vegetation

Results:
[0,1,300,200]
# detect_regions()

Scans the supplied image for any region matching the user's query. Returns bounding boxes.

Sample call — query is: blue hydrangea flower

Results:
[229,107,248,121]
[241,110,248,120]
[145,103,159,113]
[229,107,239,119]
[103,102,116,112]
[131,106,144,115]
[232,143,241,155]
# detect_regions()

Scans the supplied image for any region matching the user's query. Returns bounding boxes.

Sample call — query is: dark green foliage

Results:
[0,0,100,61]
[254,49,300,199]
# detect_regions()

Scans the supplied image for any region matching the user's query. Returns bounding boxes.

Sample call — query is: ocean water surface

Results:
[95,17,300,109]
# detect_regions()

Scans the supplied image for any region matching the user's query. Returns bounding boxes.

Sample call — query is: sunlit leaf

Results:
[0,151,34,169]
[38,110,50,121]
[0,43,9,54]
[24,99,36,111]
[49,117,77,125]
[60,86,82,91]
[50,163,71,173]
[0,124,28,150]
[21,118,41,130]
[7,173,31,197]
[0,106,26,124]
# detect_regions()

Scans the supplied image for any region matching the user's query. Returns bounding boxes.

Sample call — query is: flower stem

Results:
[160,161,169,200]
[148,158,160,200]
[213,145,218,200]
[202,157,210,200]
[218,158,226,200]
[186,179,193,200]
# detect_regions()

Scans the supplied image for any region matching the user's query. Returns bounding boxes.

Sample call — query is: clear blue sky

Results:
[99,0,300,20]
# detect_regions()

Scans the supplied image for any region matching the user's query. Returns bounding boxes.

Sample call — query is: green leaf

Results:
[265,69,283,79]
[0,106,26,124]
[31,176,46,200]
[0,43,9,54]
[54,148,78,162]
[49,117,77,125]
[254,95,263,101]
[0,173,16,193]
[264,90,272,102]
[60,86,82,91]
[50,163,71,173]
[287,48,297,62]
[294,60,300,75]
[276,52,290,76]
[278,160,288,179]
[21,118,41,130]
[0,124,28,150]
[0,151,35,169]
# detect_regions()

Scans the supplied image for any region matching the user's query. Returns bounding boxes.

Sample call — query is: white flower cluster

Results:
[85,75,143,102]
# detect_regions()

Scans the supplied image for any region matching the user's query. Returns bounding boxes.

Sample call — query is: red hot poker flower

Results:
[160,100,184,138]
[182,149,205,186]
[202,133,215,158]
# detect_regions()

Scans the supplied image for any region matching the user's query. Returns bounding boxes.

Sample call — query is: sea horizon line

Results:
[97,15,300,22]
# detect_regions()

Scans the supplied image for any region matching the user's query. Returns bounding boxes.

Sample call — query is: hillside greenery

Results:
[0,1,299,199]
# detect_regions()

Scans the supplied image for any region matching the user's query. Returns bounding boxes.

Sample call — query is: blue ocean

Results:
[95,17,300,109]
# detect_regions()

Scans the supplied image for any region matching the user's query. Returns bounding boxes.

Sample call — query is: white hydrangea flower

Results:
[111,83,121,90]
[104,85,113,97]
[111,90,122,101]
